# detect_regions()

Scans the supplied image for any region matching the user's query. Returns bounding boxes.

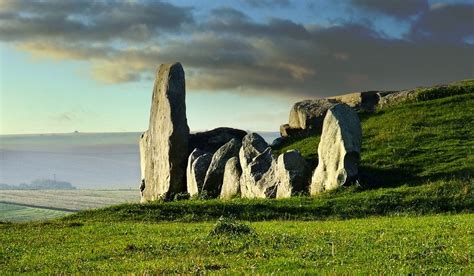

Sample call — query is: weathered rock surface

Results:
[289,99,338,131]
[186,149,212,197]
[239,133,269,169]
[279,124,304,137]
[239,133,278,198]
[378,89,419,107]
[241,148,278,198]
[270,137,285,148]
[276,150,309,199]
[202,138,241,197]
[189,127,247,154]
[310,104,362,195]
[220,157,242,199]
[140,62,190,202]
[328,91,382,112]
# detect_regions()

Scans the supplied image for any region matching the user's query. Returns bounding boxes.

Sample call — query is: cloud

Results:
[350,0,428,19]
[206,8,310,40]
[240,0,290,8]
[0,0,472,99]
[409,3,474,42]
[0,0,193,42]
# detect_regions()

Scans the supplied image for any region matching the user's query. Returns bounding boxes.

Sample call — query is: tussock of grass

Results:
[209,217,254,236]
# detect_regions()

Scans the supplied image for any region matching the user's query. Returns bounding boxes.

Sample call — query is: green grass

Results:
[64,178,471,223]
[0,202,71,222]
[273,84,474,189]
[1,214,472,273]
[1,81,473,273]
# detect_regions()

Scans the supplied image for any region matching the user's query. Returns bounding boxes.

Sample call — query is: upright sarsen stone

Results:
[141,63,190,202]
[187,149,212,197]
[202,138,241,198]
[239,133,278,198]
[220,157,242,200]
[276,150,309,199]
[310,104,362,195]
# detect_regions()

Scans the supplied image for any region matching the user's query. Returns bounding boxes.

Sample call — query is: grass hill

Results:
[1,80,473,273]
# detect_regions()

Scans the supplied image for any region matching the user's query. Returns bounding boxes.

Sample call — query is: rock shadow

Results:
[357,165,421,189]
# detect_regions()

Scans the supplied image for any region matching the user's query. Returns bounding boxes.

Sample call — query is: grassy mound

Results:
[275,82,473,187]
[61,81,473,223]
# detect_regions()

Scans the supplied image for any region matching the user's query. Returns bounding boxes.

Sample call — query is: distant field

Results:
[0,190,139,219]
[0,202,71,222]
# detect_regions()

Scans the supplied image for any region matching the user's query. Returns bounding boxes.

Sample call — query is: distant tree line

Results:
[0,179,76,190]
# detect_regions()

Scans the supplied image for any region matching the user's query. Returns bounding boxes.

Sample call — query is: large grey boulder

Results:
[202,138,241,197]
[288,99,338,131]
[328,91,381,112]
[378,89,418,107]
[310,104,362,195]
[186,149,212,197]
[241,148,278,198]
[239,133,278,198]
[279,124,303,137]
[140,63,190,202]
[220,157,242,200]
[239,133,268,169]
[276,150,309,199]
[189,127,247,154]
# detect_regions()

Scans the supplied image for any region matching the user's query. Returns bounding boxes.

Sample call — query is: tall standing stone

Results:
[141,63,190,202]
[310,104,362,195]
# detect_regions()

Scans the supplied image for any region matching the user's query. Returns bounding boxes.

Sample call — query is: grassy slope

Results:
[1,214,472,273]
[274,80,474,186]
[1,81,473,273]
[64,81,473,223]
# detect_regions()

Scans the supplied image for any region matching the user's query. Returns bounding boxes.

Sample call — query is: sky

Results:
[0,0,473,135]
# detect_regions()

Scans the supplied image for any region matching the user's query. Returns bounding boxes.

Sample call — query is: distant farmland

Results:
[0,190,139,221]
[0,202,71,222]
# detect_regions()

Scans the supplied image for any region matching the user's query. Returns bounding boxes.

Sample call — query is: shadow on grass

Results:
[358,165,421,189]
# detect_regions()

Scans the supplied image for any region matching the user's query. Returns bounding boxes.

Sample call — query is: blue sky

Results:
[0,0,473,134]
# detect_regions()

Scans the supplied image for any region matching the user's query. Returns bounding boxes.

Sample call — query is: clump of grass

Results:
[172,192,190,201]
[414,81,473,102]
[209,216,254,236]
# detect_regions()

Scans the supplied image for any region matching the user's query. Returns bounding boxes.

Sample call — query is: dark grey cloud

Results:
[241,0,290,8]
[0,0,472,98]
[0,0,193,42]
[409,3,474,42]
[207,7,309,40]
[141,21,471,98]
[350,0,428,18]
